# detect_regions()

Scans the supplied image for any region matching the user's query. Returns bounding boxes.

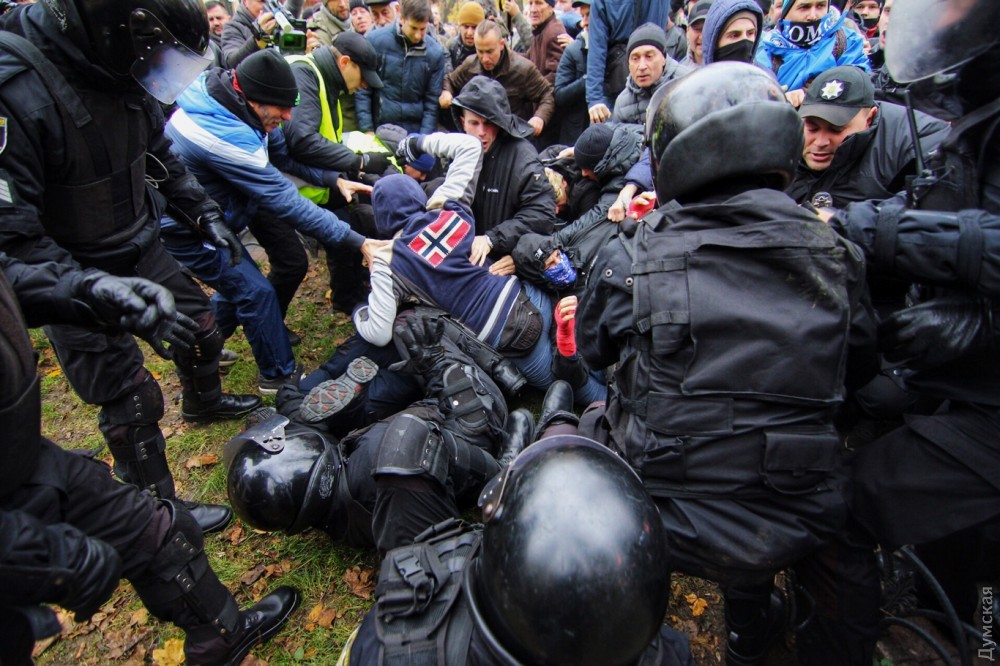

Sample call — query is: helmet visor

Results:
[885,0,1000,83]
[130,10,212,103]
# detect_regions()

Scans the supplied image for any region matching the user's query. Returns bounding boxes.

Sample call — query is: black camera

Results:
[263,0,307,55]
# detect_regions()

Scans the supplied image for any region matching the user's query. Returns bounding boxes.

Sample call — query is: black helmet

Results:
[41,0,212,103]
[224,415,343,535]
[647,61,802,203]
[884,0,1000,84]
[468,435,670,666]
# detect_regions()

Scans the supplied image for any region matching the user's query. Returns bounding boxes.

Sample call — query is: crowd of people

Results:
[0,0,998,663]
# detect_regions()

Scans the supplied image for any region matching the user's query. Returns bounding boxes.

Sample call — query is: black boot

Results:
[498,409,534,467]
[725,585,786,666]
[175,328,261,423]
[536,380,579,434]
[185,587,301,666]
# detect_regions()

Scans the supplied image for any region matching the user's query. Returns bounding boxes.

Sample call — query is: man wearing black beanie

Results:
[163,49,383,393]
[612,23,689,125]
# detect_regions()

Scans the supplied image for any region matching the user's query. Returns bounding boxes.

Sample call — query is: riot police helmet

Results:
[41,0,212,103]
[468,435,670,666]
[884,0,1000,84]
[224,414,343,535]
[647,61,802,203]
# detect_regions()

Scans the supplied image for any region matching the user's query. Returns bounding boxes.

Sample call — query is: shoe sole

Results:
[258,367,305,395]
[221,588,302,666]
[218,351,238,368]
[299,357,378,423]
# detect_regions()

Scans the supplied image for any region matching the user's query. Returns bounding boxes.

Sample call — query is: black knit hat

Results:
[574,123,614,171]
[627,23,669,58]
[235,49,300,107]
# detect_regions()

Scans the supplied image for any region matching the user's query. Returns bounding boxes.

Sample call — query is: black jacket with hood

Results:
[786,101,950,209]
[451,77,556,257]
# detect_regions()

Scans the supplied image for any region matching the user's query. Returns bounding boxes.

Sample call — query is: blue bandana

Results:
[543,253,577,288]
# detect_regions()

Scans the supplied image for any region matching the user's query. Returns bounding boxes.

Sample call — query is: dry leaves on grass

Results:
[344,566,376,600]
[305,602,344,630]
[185,452,220,469]
[151,637,185,666]
[685,592,709,617]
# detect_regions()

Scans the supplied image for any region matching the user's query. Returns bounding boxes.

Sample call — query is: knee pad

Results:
[374,414,451,487]
[440,363,507,439]
[139,501,239,636]
[100,372,165,427]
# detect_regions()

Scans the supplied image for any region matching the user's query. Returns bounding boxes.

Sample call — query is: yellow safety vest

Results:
[285,54,343,204]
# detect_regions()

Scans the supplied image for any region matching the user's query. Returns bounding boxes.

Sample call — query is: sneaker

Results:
[218,349,239,368]
[299,357,378,423]
[258,362,304,395]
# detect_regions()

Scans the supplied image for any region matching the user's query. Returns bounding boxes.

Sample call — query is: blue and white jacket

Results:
[164,69,363,249]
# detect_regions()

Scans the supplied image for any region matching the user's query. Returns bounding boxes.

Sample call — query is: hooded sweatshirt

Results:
[702,0,764,65]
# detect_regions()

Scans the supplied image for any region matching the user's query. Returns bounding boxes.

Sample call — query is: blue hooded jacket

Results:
[754,6,870,91]
[703,0,764,65]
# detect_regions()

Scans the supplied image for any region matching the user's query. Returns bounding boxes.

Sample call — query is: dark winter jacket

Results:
[448,39,476,72]
[514,123,645,289]
[786,102,950,209]
[555,33,590,146]
[450,78,556,256]
[445,46,556,125]
[283,47,365,174]
[528,12,568,84]
[872,65,963,123]
[586,0,671,107]
[355,21,445,133]
[220,4,266,69]
[611,60,690,125]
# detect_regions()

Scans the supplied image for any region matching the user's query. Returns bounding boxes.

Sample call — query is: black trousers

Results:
[43,240,214,405]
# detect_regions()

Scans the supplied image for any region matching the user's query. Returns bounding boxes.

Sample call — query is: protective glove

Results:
[198,207,242,266]
[395,134,425,165]
[389,313,446,376]
[48,523,123,623]
[361,152,392,176]
[80,275,198,360]
[879,296,996,369]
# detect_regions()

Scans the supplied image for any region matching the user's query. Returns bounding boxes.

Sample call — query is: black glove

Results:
[879,296,996,369]
[198,208,242,266]
[80,275,198,360]
[389,313,446,375]
[49,524,123,623]
[395,134,425,165]
[360,152,392,176]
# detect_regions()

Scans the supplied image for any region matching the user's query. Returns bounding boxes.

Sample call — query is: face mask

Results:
[859,14,879,30]
[782,19,824,48]
[714,39,755,63]
[542,252,577,288]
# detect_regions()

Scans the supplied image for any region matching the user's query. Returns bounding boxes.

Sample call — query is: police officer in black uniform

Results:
[0,256,299,666]
[577,62,881,665]
[831,0,1000,625]
[337,435,695,666]
[225,312,530,555]
[0,0,262,532]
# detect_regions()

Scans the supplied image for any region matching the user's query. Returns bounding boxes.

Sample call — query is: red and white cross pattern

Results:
[406,209,471,267]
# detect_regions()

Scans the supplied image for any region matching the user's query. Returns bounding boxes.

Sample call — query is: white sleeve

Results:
[421,132,483,211]
[352,259,397,347]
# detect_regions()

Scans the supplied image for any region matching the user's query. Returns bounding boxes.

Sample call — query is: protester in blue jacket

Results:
[755,0,869,105]
[163,50,381,391]
[355,0,445,133]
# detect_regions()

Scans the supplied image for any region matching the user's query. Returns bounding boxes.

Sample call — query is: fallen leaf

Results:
[151,637,185,666]
[162,426,174,439]
[225,524,245,546]
[241,564,266,586]
[344,566,376,600]
[685,593,709,617]
[185,453,220,469]
[306,603,339,629]
[46,367,63,378]
[130,608,149,626]
[150,370,162,380]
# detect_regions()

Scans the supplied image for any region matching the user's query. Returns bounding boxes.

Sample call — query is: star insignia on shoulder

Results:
[820,80,845,100]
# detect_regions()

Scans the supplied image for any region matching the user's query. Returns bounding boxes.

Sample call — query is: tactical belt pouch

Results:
[760,427,839,495]
[375,520,479,666]
[496,288,542,357]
